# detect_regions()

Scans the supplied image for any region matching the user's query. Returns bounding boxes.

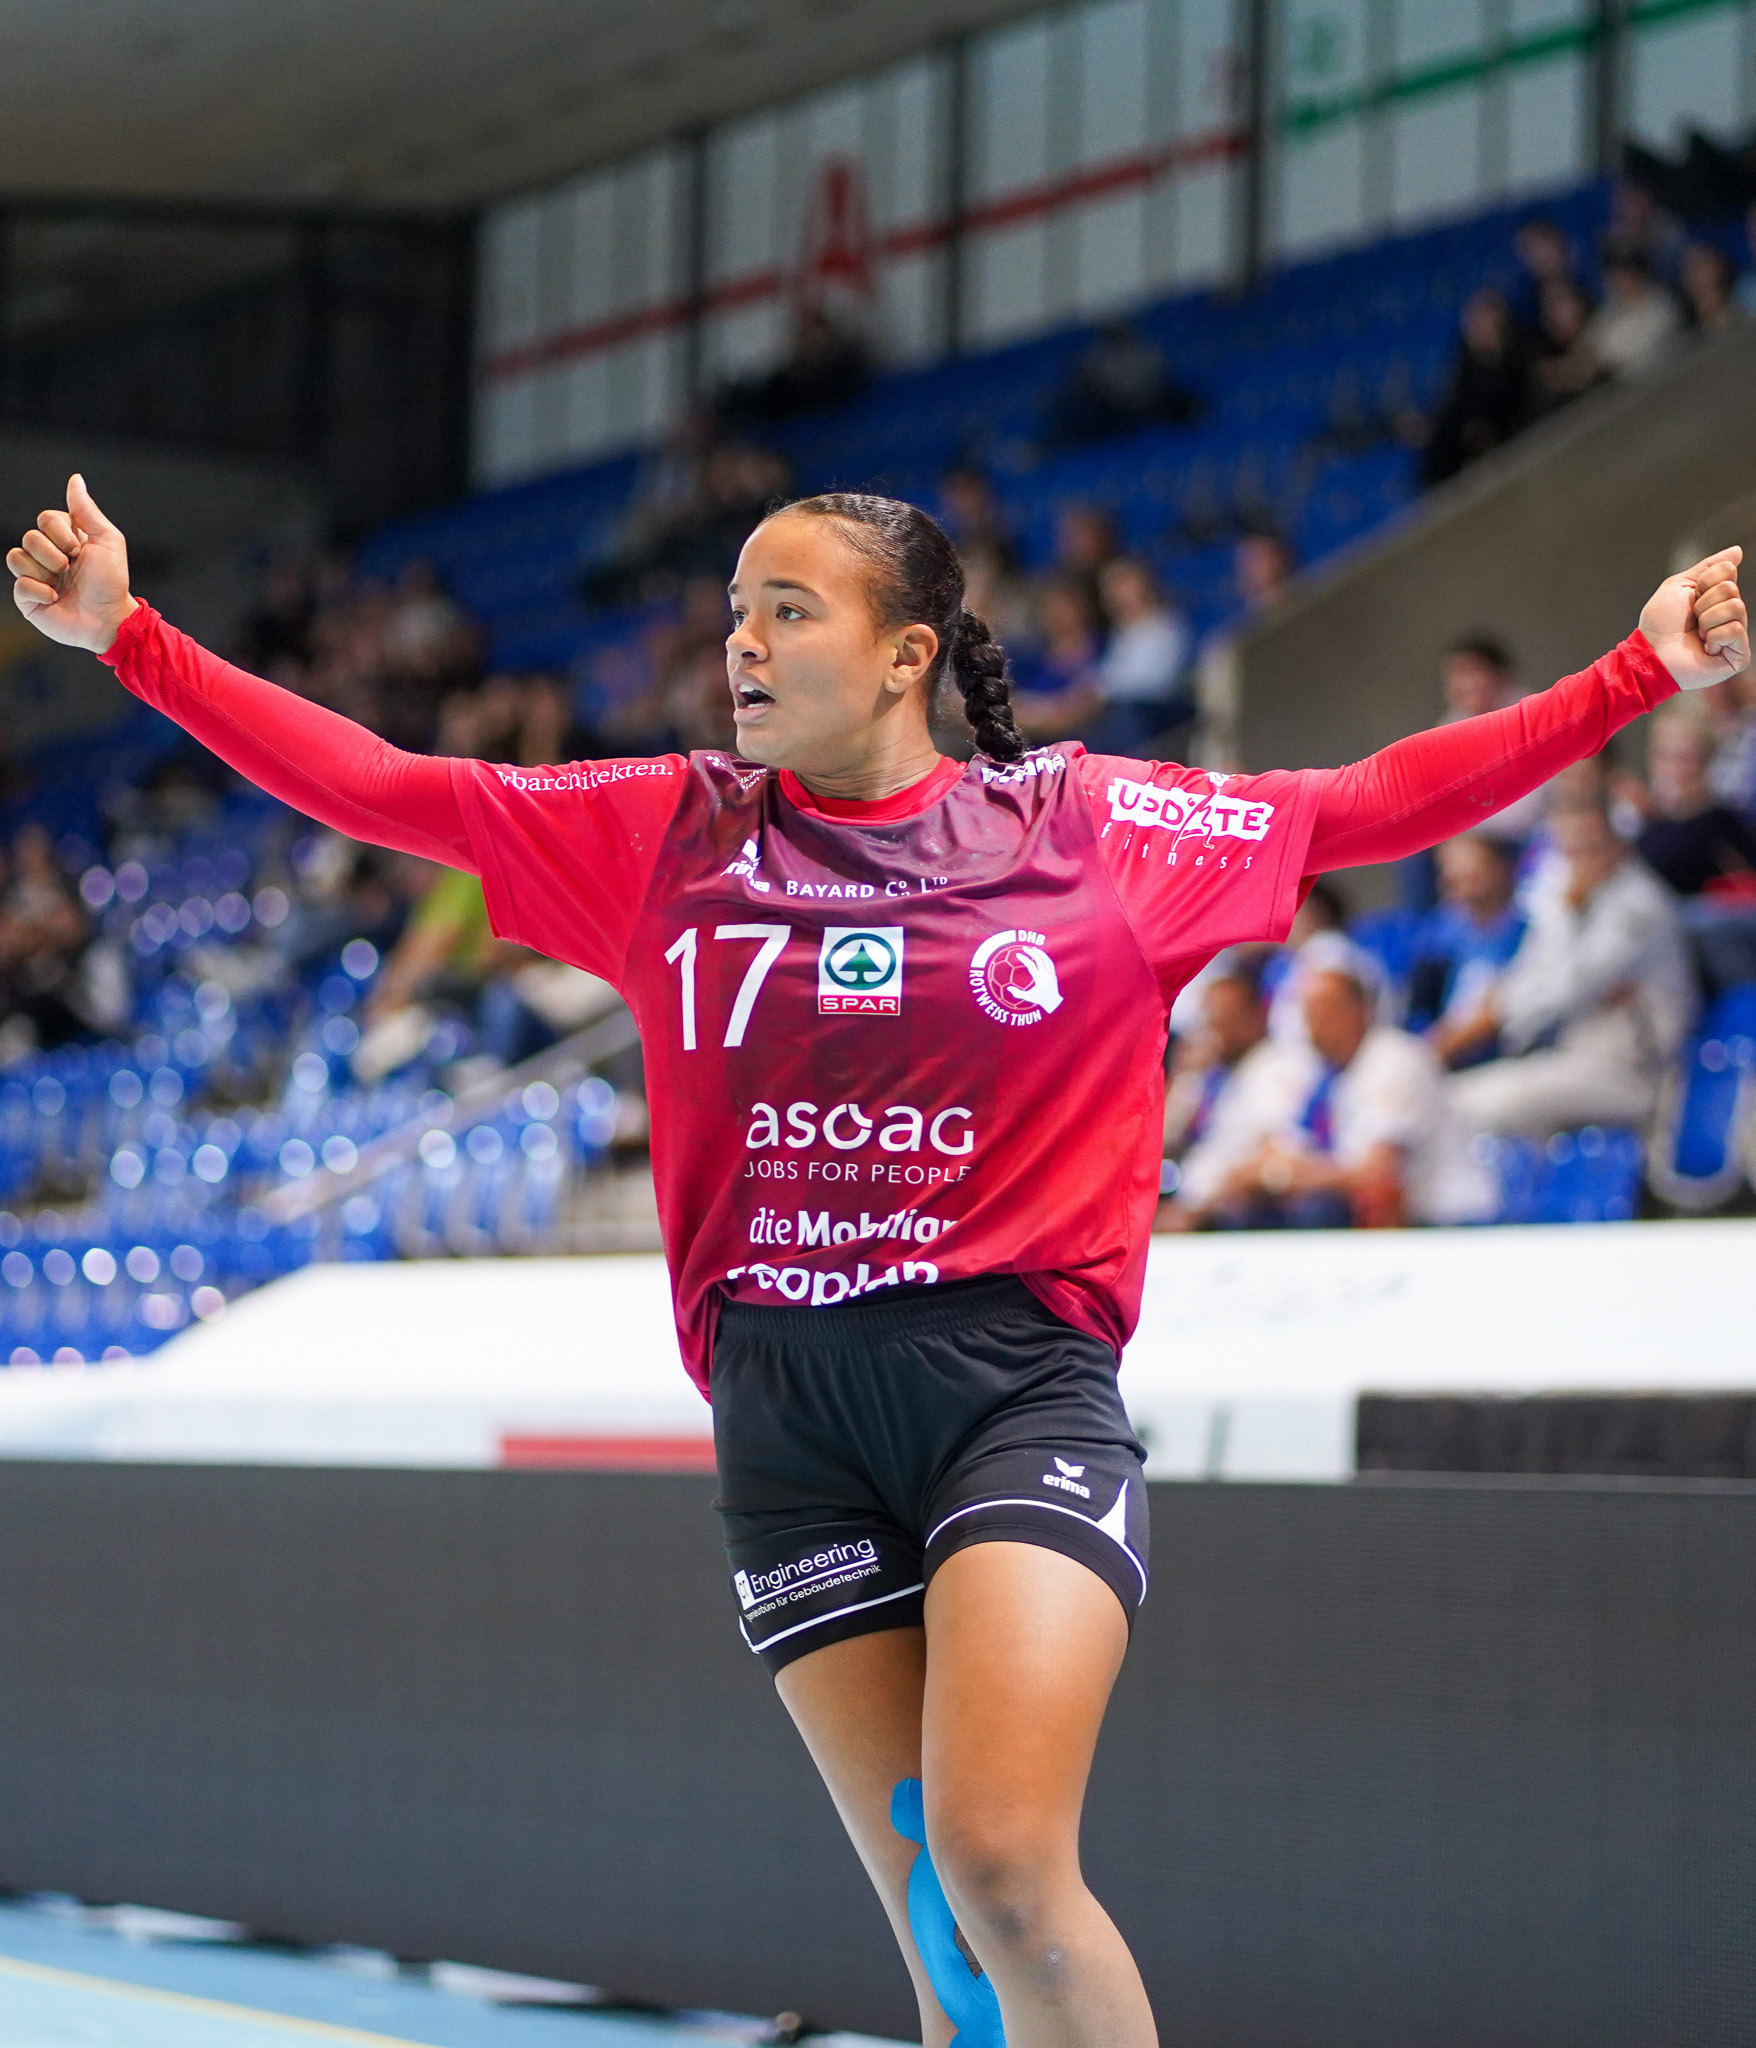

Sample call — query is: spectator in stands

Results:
[0,824,103,1052]
[715,304,870,428]
[1090,557,1192,754]
[1205,967,1494,1229]
[1511,217,1585,332]
[354,860,502,1082]
[1737,201,1756,316]
[1265,877,1384,1042]
[1158,956,1306,1230]
[1705,662,1756,817]
[516,674,595,767]
[381,560,474,680]
[938,466,1015,565]
[241,562,315,673]
[1680,243,1742,334]
[1405,835,1526,1068]
[1012,576,1104,744]
[1525,278,1608,419]
[1040,320,1201,452]
[1421,288,1530,486]
[1635,704,1756,994]
[1052,505,1120,618]
[1233,529,1295,615]
[1448,797,1694,1141]
[1585,251,1683,381]
[1192,531,1297,766]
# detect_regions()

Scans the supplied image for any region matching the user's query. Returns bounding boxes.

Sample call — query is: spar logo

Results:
[969,929,1064,1026]
[819,926,904,1015]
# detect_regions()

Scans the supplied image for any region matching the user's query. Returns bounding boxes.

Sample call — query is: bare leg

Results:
[776,1541,1156,2047]
[922,1542,1156,2048]
[776,1626,955,2048]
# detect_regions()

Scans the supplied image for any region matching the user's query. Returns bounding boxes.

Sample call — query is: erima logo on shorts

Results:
[1042,1455,1091,1500]
[819,927,904,1015]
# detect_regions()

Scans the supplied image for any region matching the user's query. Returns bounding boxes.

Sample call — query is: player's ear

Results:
[888,622,939,695]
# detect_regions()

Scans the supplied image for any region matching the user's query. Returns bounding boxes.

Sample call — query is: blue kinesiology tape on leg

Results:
[890,1778,1006,2048]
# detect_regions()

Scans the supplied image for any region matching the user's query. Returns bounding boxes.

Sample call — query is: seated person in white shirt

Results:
[1159,957,1308,1230]
[1448,797,1695,1140]
[1208,967,1495,1229]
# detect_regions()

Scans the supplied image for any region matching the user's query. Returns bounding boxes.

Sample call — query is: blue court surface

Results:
[0,1899,906,2048]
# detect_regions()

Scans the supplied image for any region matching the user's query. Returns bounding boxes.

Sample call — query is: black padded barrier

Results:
[0,1462,1750,2045]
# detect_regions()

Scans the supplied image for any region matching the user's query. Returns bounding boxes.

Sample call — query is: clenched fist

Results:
[1639,546,1749,690]
[7,475,137,655]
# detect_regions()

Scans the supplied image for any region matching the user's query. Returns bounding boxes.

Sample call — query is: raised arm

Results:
[1304,550,1749,875]
[9,476,474,869]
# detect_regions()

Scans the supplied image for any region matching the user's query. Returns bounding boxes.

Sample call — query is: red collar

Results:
[779,754,965,824]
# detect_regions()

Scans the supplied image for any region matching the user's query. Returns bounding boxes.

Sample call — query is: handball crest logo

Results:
[969,929,1064,1026]
[818,926,905,1015]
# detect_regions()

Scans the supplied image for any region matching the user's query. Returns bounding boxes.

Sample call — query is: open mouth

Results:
[735,683,775,711]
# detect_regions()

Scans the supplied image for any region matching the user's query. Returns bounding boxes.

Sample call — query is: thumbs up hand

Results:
[7,474,137,654]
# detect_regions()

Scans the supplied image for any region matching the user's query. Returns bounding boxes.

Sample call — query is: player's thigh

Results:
[775,1623,929,1907]
[920,1540,1129,1904]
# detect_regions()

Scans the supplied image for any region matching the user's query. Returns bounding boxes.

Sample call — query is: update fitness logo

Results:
[969,929,1064,1026]
[818,926,905,1015]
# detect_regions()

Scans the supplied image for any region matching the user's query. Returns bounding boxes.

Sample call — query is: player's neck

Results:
[789,738,947,805]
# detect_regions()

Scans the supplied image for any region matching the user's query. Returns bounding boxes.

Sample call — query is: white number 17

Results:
[663,923,790,1051]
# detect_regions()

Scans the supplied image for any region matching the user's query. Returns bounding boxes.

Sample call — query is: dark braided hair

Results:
[779,492,1027,762]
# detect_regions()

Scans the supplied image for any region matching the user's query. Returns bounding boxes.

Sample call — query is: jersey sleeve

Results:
[101,602,688,984]
[1303,632,1676,871]
[100,602,476,868]
[450,753,688,983]
[1077,751,1325,990]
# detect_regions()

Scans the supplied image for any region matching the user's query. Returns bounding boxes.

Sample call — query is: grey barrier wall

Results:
[0,1462,1751,2046]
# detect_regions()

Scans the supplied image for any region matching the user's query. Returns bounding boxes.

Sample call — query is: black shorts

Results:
[711,1276,1149,1675]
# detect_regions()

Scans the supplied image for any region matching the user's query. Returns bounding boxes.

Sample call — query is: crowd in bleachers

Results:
[1417,181,1756,488]
[1160,632,1756,1232]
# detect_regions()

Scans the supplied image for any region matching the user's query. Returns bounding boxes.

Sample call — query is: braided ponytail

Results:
[950,608,1025,762]
[778,490,1028,764]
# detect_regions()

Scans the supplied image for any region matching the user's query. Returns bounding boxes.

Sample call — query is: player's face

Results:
[726,515,939,771]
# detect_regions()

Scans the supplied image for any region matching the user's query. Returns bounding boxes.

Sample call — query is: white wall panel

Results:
[1390,88,1484,225]
[1504,53,1587,194]
[1395,0,1485,69]
[1629,9,1750,149]
[971,18,1054,198]
[1072,188,1149,312]
[967,220,1050,344]
[1168,164,1232,282]
[1173,0,1244,136]
[478,198,543,358]
[1279,123,1368,253]
[706,114,782,286]
[879,251,941,364]
[1078,0,1153,162]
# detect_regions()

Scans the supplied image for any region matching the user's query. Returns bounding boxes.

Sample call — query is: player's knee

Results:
[925,1802,1066,1959]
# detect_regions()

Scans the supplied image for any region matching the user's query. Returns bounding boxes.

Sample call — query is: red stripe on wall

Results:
[499,1433,717,1472]
[481,126,1246,383]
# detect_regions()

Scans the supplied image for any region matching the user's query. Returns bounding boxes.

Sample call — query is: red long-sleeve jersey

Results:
[102,607,1675,1392]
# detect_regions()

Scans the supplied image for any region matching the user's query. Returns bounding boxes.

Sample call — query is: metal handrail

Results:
[261,1005,642,1224]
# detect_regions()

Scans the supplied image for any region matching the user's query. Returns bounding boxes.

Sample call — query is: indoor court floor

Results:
[0,1899,901,2048]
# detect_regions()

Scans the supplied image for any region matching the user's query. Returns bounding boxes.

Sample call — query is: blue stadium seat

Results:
[1646,984,1756,1212]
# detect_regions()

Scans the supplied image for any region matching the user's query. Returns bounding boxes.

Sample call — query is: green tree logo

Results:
[826,933,896,989]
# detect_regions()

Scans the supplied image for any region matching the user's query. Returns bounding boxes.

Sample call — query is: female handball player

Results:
[11,479,1747,2048]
